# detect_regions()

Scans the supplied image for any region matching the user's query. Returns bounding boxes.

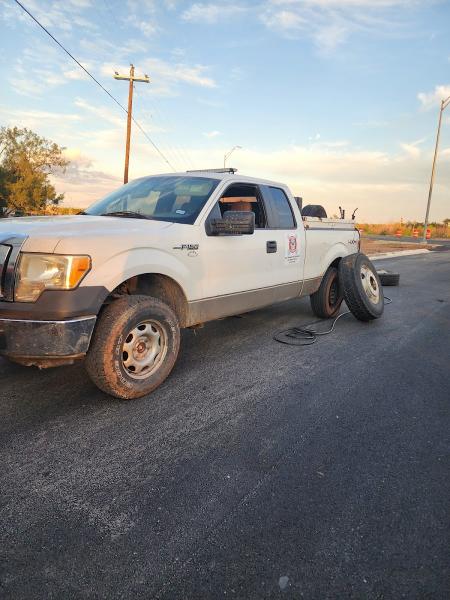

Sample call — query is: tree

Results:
[0,127,69,216]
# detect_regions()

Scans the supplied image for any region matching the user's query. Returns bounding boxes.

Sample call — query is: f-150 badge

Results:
[173,243,199,257]
[173,244,199,250]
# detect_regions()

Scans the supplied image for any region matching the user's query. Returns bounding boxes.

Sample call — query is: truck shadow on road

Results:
[0,297,345,420]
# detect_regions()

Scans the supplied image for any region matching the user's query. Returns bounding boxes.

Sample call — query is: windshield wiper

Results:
[100,211,148,219]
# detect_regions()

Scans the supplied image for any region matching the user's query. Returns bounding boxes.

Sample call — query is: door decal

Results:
[285,233,300,263]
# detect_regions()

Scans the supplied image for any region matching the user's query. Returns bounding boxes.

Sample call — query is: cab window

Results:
[268,187,296,229]
[215,183,267,228]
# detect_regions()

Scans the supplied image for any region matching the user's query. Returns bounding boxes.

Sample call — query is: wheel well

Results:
[106,273,189,327]
[330,257,342,270]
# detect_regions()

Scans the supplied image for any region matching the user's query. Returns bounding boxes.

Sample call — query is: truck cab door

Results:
[198,182,304,314]
[258,184,305,291]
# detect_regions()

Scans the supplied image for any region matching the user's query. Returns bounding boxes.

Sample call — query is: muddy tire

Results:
[310,266,343,318]
[85,295,180,400]
[339,253,384,321]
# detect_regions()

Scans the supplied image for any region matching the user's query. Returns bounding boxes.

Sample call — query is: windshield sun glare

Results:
[85,176,220,224]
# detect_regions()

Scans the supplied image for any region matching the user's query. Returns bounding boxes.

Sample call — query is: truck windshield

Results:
[85,176,220,224]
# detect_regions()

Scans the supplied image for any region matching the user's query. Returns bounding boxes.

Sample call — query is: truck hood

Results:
[0,215,173,253]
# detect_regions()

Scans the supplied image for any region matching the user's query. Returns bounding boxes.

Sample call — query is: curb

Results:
[368,249,431,260]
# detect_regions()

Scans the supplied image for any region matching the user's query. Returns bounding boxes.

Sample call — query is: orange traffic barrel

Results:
[426,228,431,240]
[413,229,419,238]
[395,229,402,237]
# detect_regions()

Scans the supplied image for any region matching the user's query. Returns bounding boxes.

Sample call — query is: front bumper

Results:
[0,316,96,364]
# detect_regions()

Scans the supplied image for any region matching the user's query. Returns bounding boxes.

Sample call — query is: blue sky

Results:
[1,0,450,221]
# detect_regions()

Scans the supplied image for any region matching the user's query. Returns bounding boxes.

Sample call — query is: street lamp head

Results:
[224,144,243,167]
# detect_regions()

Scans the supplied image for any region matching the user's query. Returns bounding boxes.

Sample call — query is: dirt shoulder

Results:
[361,238,434,255]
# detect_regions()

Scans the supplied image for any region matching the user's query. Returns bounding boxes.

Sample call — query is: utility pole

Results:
[114,65,150,184]
[422,95,450,243]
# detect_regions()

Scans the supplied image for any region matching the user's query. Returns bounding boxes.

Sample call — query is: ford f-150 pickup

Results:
[0,169,384,399]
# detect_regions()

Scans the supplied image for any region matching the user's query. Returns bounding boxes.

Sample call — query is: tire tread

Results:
[85,295,180,399]
[339,254,382,322]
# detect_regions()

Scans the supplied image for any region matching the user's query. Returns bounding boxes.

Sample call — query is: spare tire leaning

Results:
[339,253,384,321]
[376,269,400,286]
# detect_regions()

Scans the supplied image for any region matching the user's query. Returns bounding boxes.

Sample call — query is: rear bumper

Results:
[0,316,96,364]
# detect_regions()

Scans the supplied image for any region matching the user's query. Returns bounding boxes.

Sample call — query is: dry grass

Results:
[358,222,449,238]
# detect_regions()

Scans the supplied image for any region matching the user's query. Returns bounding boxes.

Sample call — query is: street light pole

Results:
[224,145,242,168]
[114,65,150,184]
[422,95,450,243]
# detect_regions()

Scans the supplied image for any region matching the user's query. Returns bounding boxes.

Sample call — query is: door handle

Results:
[266,240,277,253]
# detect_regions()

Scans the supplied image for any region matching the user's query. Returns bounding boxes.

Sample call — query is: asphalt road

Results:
[1,252,449,599]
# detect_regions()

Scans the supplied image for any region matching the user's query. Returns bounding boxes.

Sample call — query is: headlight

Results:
[15,253,91,302]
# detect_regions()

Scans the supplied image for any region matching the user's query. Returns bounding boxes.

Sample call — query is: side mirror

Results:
[210,210,255,235]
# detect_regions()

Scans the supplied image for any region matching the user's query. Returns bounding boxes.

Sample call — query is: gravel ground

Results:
[361,238,432,254]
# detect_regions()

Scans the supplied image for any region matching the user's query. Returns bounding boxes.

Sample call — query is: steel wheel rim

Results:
[360,265,380,304]
[121,320,167,380]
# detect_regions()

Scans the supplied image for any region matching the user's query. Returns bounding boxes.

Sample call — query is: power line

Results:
[93,0,195,171]
[133,88,188,171]
[13,0,177,172]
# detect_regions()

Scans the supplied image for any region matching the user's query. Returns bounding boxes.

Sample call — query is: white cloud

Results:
[63,67,90,81]
[203,130,221,138]
[47,139,450,223]
[260,0,429,52]
[3,0,97,33]
[127,14,159,37]
[0,105,82,129]
[182,3,247,23]
[74,98,124,127]
[8,39,94,96]
[418,84,450,109]
[400,143,420,158]
[400,137,426,158]
[260,9,305,31]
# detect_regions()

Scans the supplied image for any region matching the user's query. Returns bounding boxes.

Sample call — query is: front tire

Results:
[85,295,180,400]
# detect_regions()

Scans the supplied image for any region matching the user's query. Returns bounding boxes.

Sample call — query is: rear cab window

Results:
[261,186,296,229]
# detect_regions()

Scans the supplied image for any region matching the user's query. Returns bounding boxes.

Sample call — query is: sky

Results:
[1,0,450,222]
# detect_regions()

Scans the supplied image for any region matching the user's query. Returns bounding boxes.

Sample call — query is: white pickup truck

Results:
[0,169,384,399]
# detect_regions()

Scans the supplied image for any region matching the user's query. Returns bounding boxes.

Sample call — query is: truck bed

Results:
[303,217,356,230]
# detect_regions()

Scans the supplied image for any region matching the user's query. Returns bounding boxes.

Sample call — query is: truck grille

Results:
[0,244,11,299]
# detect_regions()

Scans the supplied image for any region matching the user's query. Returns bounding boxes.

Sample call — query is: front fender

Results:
[81,247,197,300]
